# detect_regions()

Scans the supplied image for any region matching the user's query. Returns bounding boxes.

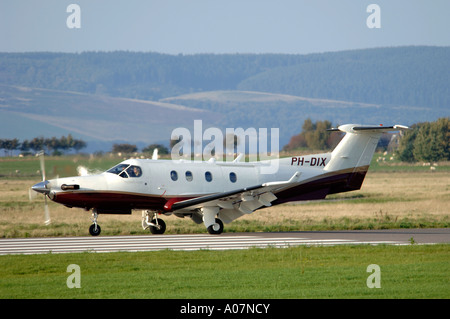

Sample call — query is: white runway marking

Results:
[0,234,409,255]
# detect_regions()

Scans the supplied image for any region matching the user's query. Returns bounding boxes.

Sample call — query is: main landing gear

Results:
[207,218,224,235]
[87,209,224,236]
[202,207,224,235]
[142,210,166,235]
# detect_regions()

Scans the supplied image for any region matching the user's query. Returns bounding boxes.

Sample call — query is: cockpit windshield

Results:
[106,164,142,178]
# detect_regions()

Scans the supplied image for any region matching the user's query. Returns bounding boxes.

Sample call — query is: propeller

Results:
[39,151,51,225]
[29,151,51,225]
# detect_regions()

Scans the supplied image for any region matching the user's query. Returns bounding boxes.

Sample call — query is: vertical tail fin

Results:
[324,124,408,188]
[325,124,408,172]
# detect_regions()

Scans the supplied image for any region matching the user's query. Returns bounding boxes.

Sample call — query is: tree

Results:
[72,138,87,153]
[396,126,418,162]
[112,143,137,154]
[413,118,450,162]
[20,139,30,153]
[283,119,339,151]
[1,138,19,156]
[29,137,45,153]
[396,118,449,162]
[45,137,62,155]
[305,120,332,150]
[283,134,307,151]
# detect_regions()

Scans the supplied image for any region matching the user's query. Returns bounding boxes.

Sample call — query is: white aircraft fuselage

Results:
[32,124,408,235]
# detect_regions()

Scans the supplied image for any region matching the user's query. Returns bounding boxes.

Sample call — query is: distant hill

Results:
[0,47,449,152]
[161,90,444,145]
[1,86,444,152]
[0,85,221,152]
[1,46,448,107]
[238,46,450,108]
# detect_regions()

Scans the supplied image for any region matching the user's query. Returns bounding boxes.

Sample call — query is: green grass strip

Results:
[0,244,448,299]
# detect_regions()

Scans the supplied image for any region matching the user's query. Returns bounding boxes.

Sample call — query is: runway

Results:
[0,228,448,255]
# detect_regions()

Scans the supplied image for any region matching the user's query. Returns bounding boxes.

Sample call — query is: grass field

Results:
[0,245,449,299]
[0,169,448,238]
[0,155,448,299]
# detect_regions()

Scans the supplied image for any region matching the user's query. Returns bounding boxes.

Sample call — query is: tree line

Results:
[283,118,450,163]
[114,118,450,163]
[3,118,448,162]
[0,135,86,156]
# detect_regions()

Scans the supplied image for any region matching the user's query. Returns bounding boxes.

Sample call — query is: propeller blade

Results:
[39,151,46,181]
[28,187,38,201]
[44,196,51,225]
[37,151,51,225]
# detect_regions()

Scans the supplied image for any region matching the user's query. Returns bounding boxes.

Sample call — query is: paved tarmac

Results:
[0,228,448,255]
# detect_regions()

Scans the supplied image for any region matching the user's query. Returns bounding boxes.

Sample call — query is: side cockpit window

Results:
[127,165,142,177]
[107,164,142,178]
[107,164,129,177]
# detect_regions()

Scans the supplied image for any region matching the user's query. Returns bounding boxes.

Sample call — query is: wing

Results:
[163,172,301,224]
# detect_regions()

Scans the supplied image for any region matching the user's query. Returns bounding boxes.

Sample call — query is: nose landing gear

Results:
[89,209,101,236]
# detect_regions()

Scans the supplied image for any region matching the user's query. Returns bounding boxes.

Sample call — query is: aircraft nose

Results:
[32,181,50,194]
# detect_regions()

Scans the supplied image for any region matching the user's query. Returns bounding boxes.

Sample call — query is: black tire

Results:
[149,218,166,235]
[207,218,224,235]
[89,224,101,236]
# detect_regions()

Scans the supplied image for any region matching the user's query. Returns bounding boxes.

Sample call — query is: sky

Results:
[0,0,449,54]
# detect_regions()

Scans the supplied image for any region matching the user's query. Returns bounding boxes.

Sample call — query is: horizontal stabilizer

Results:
[352,125,409,132]
[328,124,409,134]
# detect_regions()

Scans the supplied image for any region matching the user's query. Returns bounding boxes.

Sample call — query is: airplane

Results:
[31,124,408,236]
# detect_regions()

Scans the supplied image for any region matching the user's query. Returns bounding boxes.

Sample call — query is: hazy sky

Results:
[1,0,449,54]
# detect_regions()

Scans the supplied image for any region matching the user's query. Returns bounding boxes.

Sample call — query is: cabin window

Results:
[229,172,237,183]
[185,171,193,182]
[205,171,212,182]
[170,170,178,181]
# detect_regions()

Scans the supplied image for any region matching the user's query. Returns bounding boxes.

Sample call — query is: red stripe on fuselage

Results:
[52,191,168,211]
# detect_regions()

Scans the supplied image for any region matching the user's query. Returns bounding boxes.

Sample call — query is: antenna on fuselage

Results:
[152,148,158,160]
[233,153,243,163]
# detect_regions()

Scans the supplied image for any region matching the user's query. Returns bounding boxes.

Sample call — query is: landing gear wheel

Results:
[89,224,101,236]
[149,218,166,235]
[207,218,224,235]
